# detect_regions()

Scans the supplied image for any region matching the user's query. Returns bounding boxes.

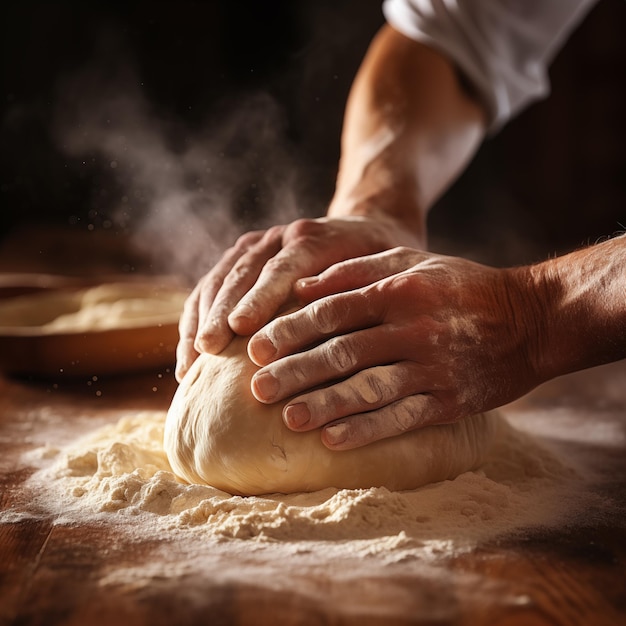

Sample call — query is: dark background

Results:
[1,0,625,277]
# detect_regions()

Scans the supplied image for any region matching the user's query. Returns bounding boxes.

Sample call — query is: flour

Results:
[19,409,586,560]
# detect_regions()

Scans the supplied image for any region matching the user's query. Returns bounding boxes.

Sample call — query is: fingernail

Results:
[248,334,277,364]
[229,303,254,323]
[252,371,280,402]
[196,333,214,352]
[196,326,228,355]
[296,276,318,290]
[324,423,349,445]
[195,319,217,346]
[284,403,311,429]
[229,304,260,334]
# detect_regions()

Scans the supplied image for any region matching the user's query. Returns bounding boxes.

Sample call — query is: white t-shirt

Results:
[383,0,598,130]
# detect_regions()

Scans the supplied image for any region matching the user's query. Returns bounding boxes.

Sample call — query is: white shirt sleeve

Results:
[382,0,599,130]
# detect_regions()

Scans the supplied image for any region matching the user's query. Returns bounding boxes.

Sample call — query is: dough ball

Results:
[164,336,501,496]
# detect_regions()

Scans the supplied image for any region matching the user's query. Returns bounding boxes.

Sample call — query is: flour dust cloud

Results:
[51,27,316,282]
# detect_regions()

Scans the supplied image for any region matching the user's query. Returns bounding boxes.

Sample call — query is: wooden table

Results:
[1,357,625,626]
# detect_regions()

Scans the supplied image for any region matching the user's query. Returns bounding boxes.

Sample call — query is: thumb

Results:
[295,251,410,302]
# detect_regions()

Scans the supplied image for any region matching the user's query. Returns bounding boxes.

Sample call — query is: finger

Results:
[228,232,335,336]
[247,287,385,366]
[175,287,201,381]
[320,393,446,450]
[294,247,424,302]
[251,322,411,404]
[197,228,283,353]
[282,362,425,431]
[192,241,255,355]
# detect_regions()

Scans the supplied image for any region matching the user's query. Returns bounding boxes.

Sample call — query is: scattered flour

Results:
[17,409,587,561]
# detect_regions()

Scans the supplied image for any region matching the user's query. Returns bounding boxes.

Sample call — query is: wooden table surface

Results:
[1,357,625,626]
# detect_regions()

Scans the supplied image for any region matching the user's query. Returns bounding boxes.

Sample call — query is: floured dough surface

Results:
[164,336,502,496]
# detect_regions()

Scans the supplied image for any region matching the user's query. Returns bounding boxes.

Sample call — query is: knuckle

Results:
[265,314,300,346]
[309,299,342,334]
[263,224,286,241]
[181,291,198,317]
[322,337,358,373]
[358,370,389,405]
[388,245,413,258]
[284,218,320,241]
[263,253,298,276]
[280,359,308,385]
[234,230,264,250]
[198,273,223,297]
[385,272,416,298]
[222,260,254,289]
[292,365,310,384]
[175,337,193,361]
[178,313,193,338]
[392,401,418,432]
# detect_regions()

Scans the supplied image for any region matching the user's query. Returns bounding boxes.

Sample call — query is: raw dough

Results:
[0,283,187,332]
[164,336,502,496]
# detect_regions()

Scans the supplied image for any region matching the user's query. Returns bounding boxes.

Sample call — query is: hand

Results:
[247,247,543,450]
[175,216,422,381]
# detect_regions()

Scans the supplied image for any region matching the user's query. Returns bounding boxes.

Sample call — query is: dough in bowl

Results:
[164,336,502,495]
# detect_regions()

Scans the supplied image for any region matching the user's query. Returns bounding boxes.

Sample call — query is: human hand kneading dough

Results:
[175,214,422,381]
[175,9,626,434]
[176,25,487,382]
[247,238,626,450]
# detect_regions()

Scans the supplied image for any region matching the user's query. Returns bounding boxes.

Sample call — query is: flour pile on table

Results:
[21,409,586,557]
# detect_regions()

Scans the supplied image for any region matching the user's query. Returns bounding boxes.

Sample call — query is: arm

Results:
[328,24,486,245]
[247,236,626,449]
[175,24,487,380]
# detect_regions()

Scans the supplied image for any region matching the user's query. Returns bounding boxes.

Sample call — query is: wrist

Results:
[328,176,428,249]
[512,262,567,384]
[523,236,626,382]
[499,265,553,387]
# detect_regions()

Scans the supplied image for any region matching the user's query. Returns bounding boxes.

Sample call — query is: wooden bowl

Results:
[0,279,189,379]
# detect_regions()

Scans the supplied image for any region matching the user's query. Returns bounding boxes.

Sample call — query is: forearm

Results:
[525,235,626,381]
[328,24,487,246]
